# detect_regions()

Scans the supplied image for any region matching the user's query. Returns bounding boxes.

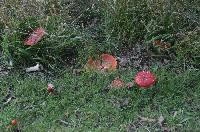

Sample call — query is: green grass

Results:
[1,68,200,131]
[1,0,200,69]
[1,0,200,131]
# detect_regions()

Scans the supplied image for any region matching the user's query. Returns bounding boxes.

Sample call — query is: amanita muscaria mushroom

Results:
[24,27,45,46]
[134,71,156,88]
[86,54,117,72]
[101,54,117,70]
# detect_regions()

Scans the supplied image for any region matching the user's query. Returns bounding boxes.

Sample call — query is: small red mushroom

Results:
[134,71,156,88]
[47,83,54,93]
[111,76,124,88]
[11,119,17,126]
[24,27,45,46]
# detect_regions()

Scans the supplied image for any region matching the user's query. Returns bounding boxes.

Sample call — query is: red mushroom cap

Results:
[11,119,17,126]
[101,54,117,70]
[111,76,124,88]
[47,83,54,93]
[134,71,156,88]
[24,27,45,46]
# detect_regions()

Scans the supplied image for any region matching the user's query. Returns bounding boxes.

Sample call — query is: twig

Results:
[138,115,156,122]
[59,119,68,126]
[3,97,12,105]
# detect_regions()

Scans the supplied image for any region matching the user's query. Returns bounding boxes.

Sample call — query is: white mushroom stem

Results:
[26,64,41,72]
[48,83,54,89]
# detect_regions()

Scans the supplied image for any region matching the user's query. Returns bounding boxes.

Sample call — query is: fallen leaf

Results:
[153,40,171,50]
